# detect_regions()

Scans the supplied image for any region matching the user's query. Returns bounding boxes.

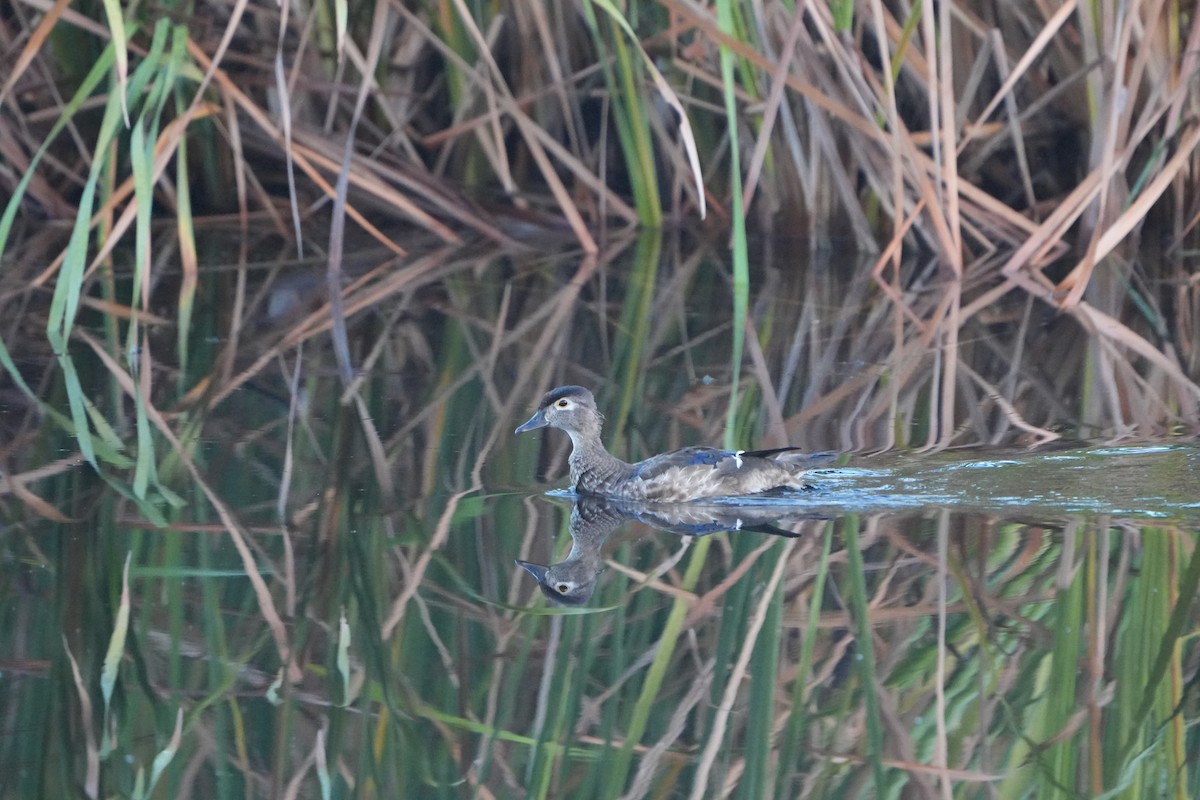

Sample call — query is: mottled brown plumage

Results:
[515,386,811,502]
[517,496,807,605]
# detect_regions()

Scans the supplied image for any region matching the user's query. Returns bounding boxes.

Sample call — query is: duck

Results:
[514,385,814,503]
[516,497,629,605]
[517,496,811,605]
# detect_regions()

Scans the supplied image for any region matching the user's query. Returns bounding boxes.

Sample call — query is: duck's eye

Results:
[556,583,570,593]
[555,399,570,409]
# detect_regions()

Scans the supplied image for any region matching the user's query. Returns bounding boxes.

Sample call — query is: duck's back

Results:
[617,447,809,503]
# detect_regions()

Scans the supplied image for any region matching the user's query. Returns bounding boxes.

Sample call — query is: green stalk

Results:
[716,0,749,449]
[610,231,662,443]
[1115,528,1199,794]
[743,551,784,798]
[830,0,855,32]
[581,2,662,226]
[841,515,888,793]
[602,537,712,791]
[776,523,834,797]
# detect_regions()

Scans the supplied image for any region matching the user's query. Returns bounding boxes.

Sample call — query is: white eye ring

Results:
[556,399,571,408]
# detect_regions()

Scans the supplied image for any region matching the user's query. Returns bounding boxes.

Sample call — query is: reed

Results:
[1,243,1198,796]
[2,2,1200,797]
[4,1,1194,250]
[2,0,1198,462]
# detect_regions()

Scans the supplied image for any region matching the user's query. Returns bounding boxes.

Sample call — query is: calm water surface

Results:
[1,233,1197,798]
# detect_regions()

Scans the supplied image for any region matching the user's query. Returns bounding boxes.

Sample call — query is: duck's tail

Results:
[769,449,836,470]
[768,450,834,491]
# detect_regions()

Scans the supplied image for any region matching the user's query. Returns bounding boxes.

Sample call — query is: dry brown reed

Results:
[1,221,1196,797]
[2,0,1199,498]
[4,2,1194,246]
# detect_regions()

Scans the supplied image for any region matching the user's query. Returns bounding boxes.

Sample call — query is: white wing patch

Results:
[733,450,745,468]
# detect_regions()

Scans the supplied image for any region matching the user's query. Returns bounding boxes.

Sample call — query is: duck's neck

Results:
[561,501,626,568]
[566,430,634,496]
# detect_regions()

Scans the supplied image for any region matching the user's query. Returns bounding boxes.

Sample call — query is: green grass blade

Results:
[1117,528,1200,788]
[841,515,889,794]
[101,553,133,754]
[337,607,352,707]
[716,0,749,449]
[742,546,785,798]
[99,0,130,124]
[586,0,706,221]
[776,523,834,797]
[603,537,712,792]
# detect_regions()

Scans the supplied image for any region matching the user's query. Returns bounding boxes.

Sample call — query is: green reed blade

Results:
[743,549,785,798]
[830,0,854,32]
[121,689,177,792]
[99,0,130,124]
[55,356,97,468]
[0,50,113,258]
[603,537,712,792]
[997,540,1085,800]
[50,84,124,346]
[776,522,834,797]
[45,60,132,472]
[126,20,166,106]
[890,4,924,84]
[1117,528,1199,792]
[609,232,662,443]
[529,618,584,797]
[584,0,666,225]
[337,608,353,707]
[130,121,155,500]
[716,0,749,450]
[100,552,133,756]
[174,114,197,379]
[841,515,889,794]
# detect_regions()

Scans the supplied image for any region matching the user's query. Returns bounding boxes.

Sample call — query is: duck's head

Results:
[515,559,599,605]
[514,385,603,439]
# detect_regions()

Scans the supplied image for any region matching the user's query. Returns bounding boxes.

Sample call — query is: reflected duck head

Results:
[514,385,604,441]
[515,559,599,606]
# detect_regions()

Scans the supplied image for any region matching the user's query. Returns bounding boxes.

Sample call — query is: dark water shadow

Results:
[1,230,1197,798]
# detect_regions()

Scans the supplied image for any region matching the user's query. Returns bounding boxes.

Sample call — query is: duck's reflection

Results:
[517,496,819,605]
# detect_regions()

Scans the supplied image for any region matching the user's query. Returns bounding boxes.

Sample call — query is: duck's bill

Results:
[515,560,548,581]
[514,411,548,434]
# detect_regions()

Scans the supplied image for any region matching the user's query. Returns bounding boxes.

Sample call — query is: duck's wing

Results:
[632,446,829,479]
[743,447,838,465]
[645,513,803,538]
[613,499,816,537]
[740,446,804,459]
[628,447,742,481]
[625,446,820,501]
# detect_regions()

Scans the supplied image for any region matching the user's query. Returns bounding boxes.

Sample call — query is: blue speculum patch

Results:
[687,450,724,466]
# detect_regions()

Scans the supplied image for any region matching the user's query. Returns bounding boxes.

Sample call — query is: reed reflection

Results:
[517,496,822,605]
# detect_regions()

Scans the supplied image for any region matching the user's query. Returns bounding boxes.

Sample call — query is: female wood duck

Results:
[517,498,629,605]
[515,385,813,502]
[518,496,809,605]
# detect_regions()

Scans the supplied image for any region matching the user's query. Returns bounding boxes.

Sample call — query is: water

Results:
[1,232,1197,798]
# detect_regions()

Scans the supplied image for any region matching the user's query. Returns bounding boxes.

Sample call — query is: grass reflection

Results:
[0,235,1197,798]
